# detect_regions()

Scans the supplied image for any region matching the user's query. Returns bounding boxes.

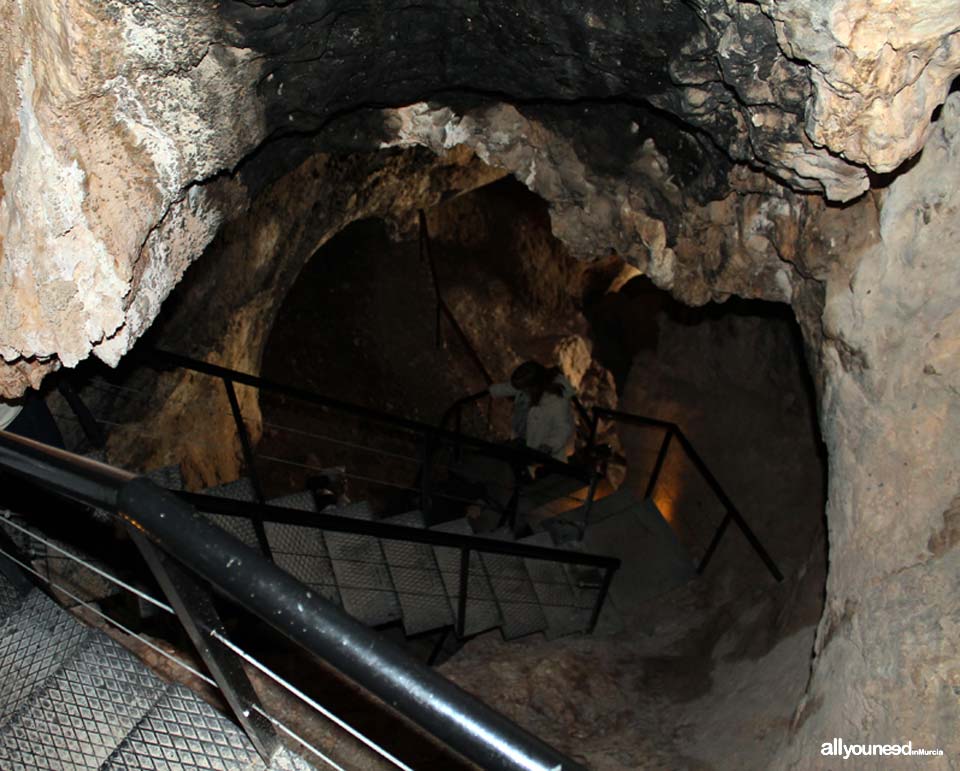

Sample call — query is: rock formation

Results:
[1,0,958,765]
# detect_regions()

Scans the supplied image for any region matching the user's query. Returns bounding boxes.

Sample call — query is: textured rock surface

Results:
[0,0,263,394]
[105,146,503,487]
[4,0,959,394]
[1,0,959,766]
[780,93,960,767]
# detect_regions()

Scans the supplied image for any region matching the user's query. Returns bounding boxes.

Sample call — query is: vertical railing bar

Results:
[420,433,435,515]
[222,377,273,561]
[456,548,469,638]
[580,470,600,533]
[644,428,674,501]
[454,405,463,463]
[586,410,600,457]
[128,528,280,763]
[587,565,616,633]
[696,510,733,574]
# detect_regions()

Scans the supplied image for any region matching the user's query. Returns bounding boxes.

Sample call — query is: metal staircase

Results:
[0,557,310,771]
[196,474,614,642]
[0,431,593,770]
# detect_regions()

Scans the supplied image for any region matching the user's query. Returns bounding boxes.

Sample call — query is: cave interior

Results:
[0,2,958,769]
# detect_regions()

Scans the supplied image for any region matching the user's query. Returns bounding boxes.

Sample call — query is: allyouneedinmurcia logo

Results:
[821,738,944,759]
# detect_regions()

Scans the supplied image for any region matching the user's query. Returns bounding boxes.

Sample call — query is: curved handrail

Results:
[180,491,620,570]
[591,407,783,582]
[439,389,490,432]
[142,348,588,483]
[418,210,494,387]
[0,429,587,771]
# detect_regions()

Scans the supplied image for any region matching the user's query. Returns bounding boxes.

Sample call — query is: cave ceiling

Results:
[0,0,958,391]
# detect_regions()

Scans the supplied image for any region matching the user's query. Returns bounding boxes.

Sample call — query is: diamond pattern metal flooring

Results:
[379,512,453,635]
[102,683,264,771]
[0,591,91,726]
[430,519,502,637]
[323,503,401,627]
[475,528,547,640]
[265,492,341,606]
[201,478,261,549]
[516,532,584,639]
[145,465,184,491]
[0,635,166,769]
[0,566,21,617]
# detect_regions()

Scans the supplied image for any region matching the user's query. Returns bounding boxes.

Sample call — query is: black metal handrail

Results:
[418,210,494,386]
[589,407,783,582]
[181,491,620,570]
[141,348,588,484]
[0,429,587,771]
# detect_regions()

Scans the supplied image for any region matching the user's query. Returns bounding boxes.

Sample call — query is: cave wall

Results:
[0,1,264,394]
[107,146,503,487]
[0,0,958,763]
[783,95,960,763]
[2,1,958,396]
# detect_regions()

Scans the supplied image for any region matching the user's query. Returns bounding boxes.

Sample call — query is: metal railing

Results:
[179,490,619,639]
[58,350,621,639]
[0,429,589,771]
[418,210,494,387]
[586,408,783,582]
[137,347,594,543]
[438,392,782,582]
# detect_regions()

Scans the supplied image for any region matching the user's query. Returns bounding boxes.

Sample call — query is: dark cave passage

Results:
[254,173,827,595]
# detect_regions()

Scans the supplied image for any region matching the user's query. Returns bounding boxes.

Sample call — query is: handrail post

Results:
[644,428,674,501]
[222,377,273,561]
[420,432,436,515]
[456,547,470,638]
[697,510,732,574]
[580,469,600,533]
[587,564,616,633]
[586,409,600,457]
[128,527,279,763]
[454,404,463,463]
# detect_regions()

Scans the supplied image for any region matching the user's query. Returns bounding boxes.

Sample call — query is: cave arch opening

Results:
[257,171,828,597]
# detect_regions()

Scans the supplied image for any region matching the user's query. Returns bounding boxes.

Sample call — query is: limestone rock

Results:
[0,1,264,395]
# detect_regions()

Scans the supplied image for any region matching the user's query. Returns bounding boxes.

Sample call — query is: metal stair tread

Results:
[0,558,25,618]
[379,511,453,635]
[0,632,167,769]
[516,474,588,518]
[264,493,341,606]
[581,495,694,608]
[145,464,185,491]
[0,590,91,727]
[476,529,548,640]
[515,532,585,639]
[199,478,261,549]
[323,503,401,627]
[430,518,502,637]
[0,516,119,605]
[101,682,265,771]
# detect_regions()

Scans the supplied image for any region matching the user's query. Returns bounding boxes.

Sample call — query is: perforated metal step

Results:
[516,531,584,639]
[323,503,401,627]
[430,518,502,637]
[0,560,24,618]
[476,532,548,640]
[0,590,91,726]
[379,511,453,635]
[145,464,185,491]
[0,633,166,769]
[265,492,341,606]
[200,478,262,549]
[101,682,264,771]
[0,515,119,605]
